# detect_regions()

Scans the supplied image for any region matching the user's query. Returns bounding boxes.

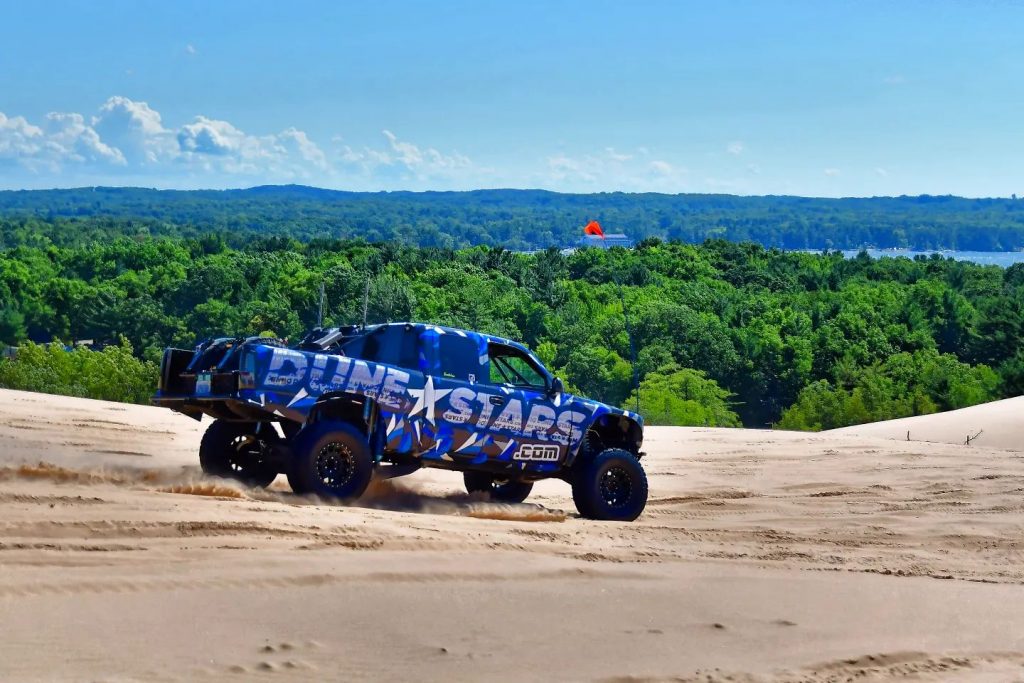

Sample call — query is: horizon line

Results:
[0,183,1020,202]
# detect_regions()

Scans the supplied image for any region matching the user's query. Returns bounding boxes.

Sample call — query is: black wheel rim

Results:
[228,435,262,475]
[599,466,632,508]
[315,442,356,491]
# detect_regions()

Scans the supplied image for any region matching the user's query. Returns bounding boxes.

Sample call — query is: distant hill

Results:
[2,185,1023,251]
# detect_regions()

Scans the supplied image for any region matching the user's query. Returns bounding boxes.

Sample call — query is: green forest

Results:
[3,186,1024,251]
[2,219,1022,430]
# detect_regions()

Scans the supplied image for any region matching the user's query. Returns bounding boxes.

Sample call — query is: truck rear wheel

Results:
[199,420,279,488]
[571,448,648,521]
[287,420,374,501]
[463,472,533,503]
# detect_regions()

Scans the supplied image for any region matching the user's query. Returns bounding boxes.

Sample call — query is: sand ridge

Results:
[829,395,1024,451]
[1,387,1023,681]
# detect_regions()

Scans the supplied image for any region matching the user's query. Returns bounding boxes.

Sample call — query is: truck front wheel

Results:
[287,420,374,501]
[199,420,279,488]
[571,448,648,521]
[463,472,533,503]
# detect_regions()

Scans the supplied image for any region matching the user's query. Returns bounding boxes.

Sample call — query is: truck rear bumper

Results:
[152,394,277,422]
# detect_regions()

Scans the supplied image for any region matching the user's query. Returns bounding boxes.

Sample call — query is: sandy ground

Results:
[1,388,1023,682]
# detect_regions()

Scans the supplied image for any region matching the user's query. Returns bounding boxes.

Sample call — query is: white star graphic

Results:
[406,375,453,425]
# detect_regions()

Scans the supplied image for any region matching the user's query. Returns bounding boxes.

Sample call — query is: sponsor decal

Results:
[252,334,629,460]
[442,387,475,424]
[523,404,556,438]
[513,444,561,462]
[264,349,308,387]
[491,398,524,432]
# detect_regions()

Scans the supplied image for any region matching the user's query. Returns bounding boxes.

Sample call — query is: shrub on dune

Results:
[0,340,157,404]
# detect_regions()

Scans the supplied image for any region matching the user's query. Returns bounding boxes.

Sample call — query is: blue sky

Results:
[1,0,1022,196]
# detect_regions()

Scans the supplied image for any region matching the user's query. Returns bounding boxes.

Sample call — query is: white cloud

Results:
[185,44,197,56]
[382,129,422,167]
[336,143,389,167]
[649,160,673,175]
[727,141,744,156]
[545,147,675,186]
[93,96,174,164]
[177,116,248,156]
[1,110,124,172]
[176,117,330,178]
[824,168,841,177]
[382,129,470,171]
[1,98,712,192]
[276,128,328,169]
[1,101,763,193]
[43,112,125,166]
[539,147,688,191]
[0,97,330,183]
[875,167,888,177]
[334,130,473,186]
[1,102,808,194]
[96,97,167,138]
[0,113,45,163]
[883,75,906,85]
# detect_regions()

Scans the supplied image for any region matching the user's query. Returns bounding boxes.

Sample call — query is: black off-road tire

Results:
[571,448,648,521]
[463,471,534,503]
[287,420,374,501]
[198,420,280,488]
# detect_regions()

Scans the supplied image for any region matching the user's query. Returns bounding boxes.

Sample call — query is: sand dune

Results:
[1,387,1023,681]
[830,395,1024,451]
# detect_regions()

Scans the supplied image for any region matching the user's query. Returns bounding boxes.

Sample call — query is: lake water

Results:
[814,249,1024,267]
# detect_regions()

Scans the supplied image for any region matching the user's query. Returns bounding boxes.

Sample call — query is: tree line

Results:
[3,186,1024,251]
[2,227,1021,429]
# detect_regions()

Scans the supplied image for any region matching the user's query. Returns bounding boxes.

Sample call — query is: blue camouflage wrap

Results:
[231,325,641,476]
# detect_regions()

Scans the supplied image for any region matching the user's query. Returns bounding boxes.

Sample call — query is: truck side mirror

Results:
[549,376,564,397]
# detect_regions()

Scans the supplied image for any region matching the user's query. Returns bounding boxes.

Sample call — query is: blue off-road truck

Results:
[153,323,647,521]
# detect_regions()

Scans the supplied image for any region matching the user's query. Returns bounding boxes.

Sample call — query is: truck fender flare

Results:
[568,413,643,466]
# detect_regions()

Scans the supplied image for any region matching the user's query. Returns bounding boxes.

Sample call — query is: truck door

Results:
[479,342,565,465]
[409,328,486,457]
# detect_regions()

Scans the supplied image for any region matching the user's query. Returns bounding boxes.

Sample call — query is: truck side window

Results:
[394,327,419,370]
[343,325,418,371]
[488,343,547,390]
[437,334,481,382]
